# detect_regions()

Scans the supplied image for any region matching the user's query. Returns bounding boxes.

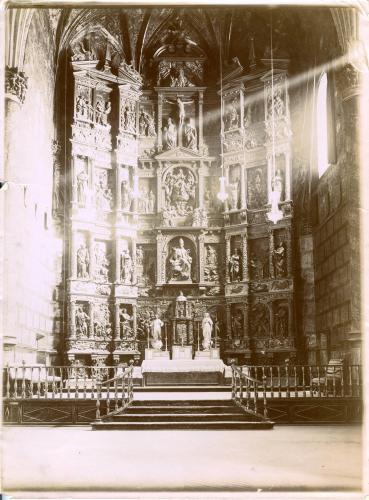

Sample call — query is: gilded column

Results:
[288,298,293,345]
[131,239,137,284]
[267,153,272,204]
[157,94,163,151]
[132,304,137,336]
[115,303,120,340]
[243,302,249,341]
[89,233,95,280]
[284,150,291,201]
[268,228,274,279]
[240,165,246,209]
[71,156,78,207]
[198,233,205,282]
[70,301,77,339]
[156,164,163,212]
[116,166,121,210]
[115,239,120,283]
[198,91,204,151]
[70,231,77,279]
[89,302,94,339]
[226,302,232,338]
[286,227,292,276]
[241,233,248,281]
[225,236,231,282]
[269,302,274,339]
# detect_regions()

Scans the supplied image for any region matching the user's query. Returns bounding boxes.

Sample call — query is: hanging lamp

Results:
[266,12,283,225]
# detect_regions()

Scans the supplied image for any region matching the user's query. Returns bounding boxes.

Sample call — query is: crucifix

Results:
[164,95,194,146]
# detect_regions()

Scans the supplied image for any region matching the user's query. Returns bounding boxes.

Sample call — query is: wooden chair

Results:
[311,359,343,396]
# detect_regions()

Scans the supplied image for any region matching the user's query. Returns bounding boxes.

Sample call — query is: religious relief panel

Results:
[93,303,112,339]
[136,244,156,286]
[204,177,221,213]
[247,165,268,210]
[94,168,113,211]
[249,238,269,280]
[273,230,287,278]
[230,304,244,346]
[265,74,287,121]
[228,164,241,210]
[75,303,90,339]
[244,99,264,128]
[167,237,195,283]
[138,107,157,137]
[93,241,111,283]
[162,96,195,149]
[93,93,111,128]
[229,236,242,282]
[249,302,269,337]
[138,178,156,213]
[273,302,289,342]
[225,98,240,131]
[75,85,93,122]
[163,167,196,216]
[120,97,137,134]
[76,233,90,279]
[75,156,89,207]
[157,61,203,87]
[204,244,221,282]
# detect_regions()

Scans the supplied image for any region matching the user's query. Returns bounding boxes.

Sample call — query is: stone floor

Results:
[2,424,363,498]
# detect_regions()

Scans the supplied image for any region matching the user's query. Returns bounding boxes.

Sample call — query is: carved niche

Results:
[204,244,221,282]
[273,230,287,278]
[138,178,156,213]
[93,241,111,283]
[273,302,289,340]
[249,238,269,280]
[247,165,268,210]
[93,303,112,340]
[249,302,269,337]
[75,303,90,339]
[120,96,137,134]
[166,236,196,283]
[163,166,196,217]
[94,168,113,211]
[228,164,241,210]
[229,235,242,282]
[75,156,89,207]
[230,304,244,343]
[136,244,156,286]
[76,233,90,279]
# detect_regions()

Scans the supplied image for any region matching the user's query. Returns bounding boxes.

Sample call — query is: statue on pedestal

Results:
[120,308,133,340]
[229,249,242,282]
[163,117,177,149]
[121,249,133,284]
[169,238,192,281]
[77,243,90,278]
[273,241,286,278]
[77,169,88,206]
[150,314,164,350]
[121,180,132,211]
[202,312,213,350]
[75,305,89,339]
[184,117,197,150]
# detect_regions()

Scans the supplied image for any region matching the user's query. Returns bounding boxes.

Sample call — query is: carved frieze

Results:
[5,66,28,104]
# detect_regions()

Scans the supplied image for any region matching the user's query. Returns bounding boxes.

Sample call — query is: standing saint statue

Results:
[150,314,164,350]
[184,117,197,150]
[77,169,88,206]
[229,248,242,282]
[163,117,177,149]
[202,312,213,350]
[77,243,90,278]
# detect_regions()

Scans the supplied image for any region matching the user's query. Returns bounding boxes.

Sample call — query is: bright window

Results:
[316,72,329,178]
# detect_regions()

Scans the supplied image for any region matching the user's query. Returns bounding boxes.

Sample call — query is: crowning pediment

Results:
[155,146,203,160]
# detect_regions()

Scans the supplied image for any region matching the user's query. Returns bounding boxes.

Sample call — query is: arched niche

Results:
[165,235,197,283]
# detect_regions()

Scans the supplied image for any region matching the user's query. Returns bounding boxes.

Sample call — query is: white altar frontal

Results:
[141,347,224,385]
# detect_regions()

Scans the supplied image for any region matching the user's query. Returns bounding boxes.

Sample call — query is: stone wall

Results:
[3,11,63,364]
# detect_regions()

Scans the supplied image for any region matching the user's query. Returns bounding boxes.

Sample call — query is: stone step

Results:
[124,405,242,414]
[92,420,274,430]
[111,413,251,422]
[131,399,235,406]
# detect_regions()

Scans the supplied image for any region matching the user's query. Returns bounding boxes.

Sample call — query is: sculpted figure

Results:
[273,241,286,278]
[121,249,133,284]
[121,180,132,211]
[148,190,156,212]
[169,238,192,281]
[77,169,88,206]
[151,314,164,349]
[77,243,90,278]
[163,117,177,149]
[120,308,133,339]
[276,307,288,338]
[76,305,89,338]
[202,312,213,350]
[184,117,197,150]
[229,248,242,282]
[228,179,240,210]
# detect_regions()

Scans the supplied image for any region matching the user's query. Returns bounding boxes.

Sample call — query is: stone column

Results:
[115,239,120,283]
[70,301,77,339]
[198,91,204,151]
[226,302,232,338]
[88,234,95,280]
[269,302,274,338]
[268,228,275,279]
[284,150,291,201]
[89,302,94,339]
[198,233,205,282]
[131,239,137,284]
[70,231,78,279]
[116,166,121,210]
[288,298,293,344]
[88,158,94,209]
[198,163,204,209]
[157,94,163,151]
[225,236,231,282]
[156,164,162,212]
[243,301,249,341]
[240,165,246,209]
[286,227,292,276]
[132,304,137,337]
[156,232,165,285]
[241,233,248,281]
[71,156,78,207]
[114,303,120,340]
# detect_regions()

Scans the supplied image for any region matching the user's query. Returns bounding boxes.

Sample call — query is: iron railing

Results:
[232,364,269,419]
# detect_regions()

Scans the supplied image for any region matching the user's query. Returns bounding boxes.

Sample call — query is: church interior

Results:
[2,4,368,495]
[2,4,367,391]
